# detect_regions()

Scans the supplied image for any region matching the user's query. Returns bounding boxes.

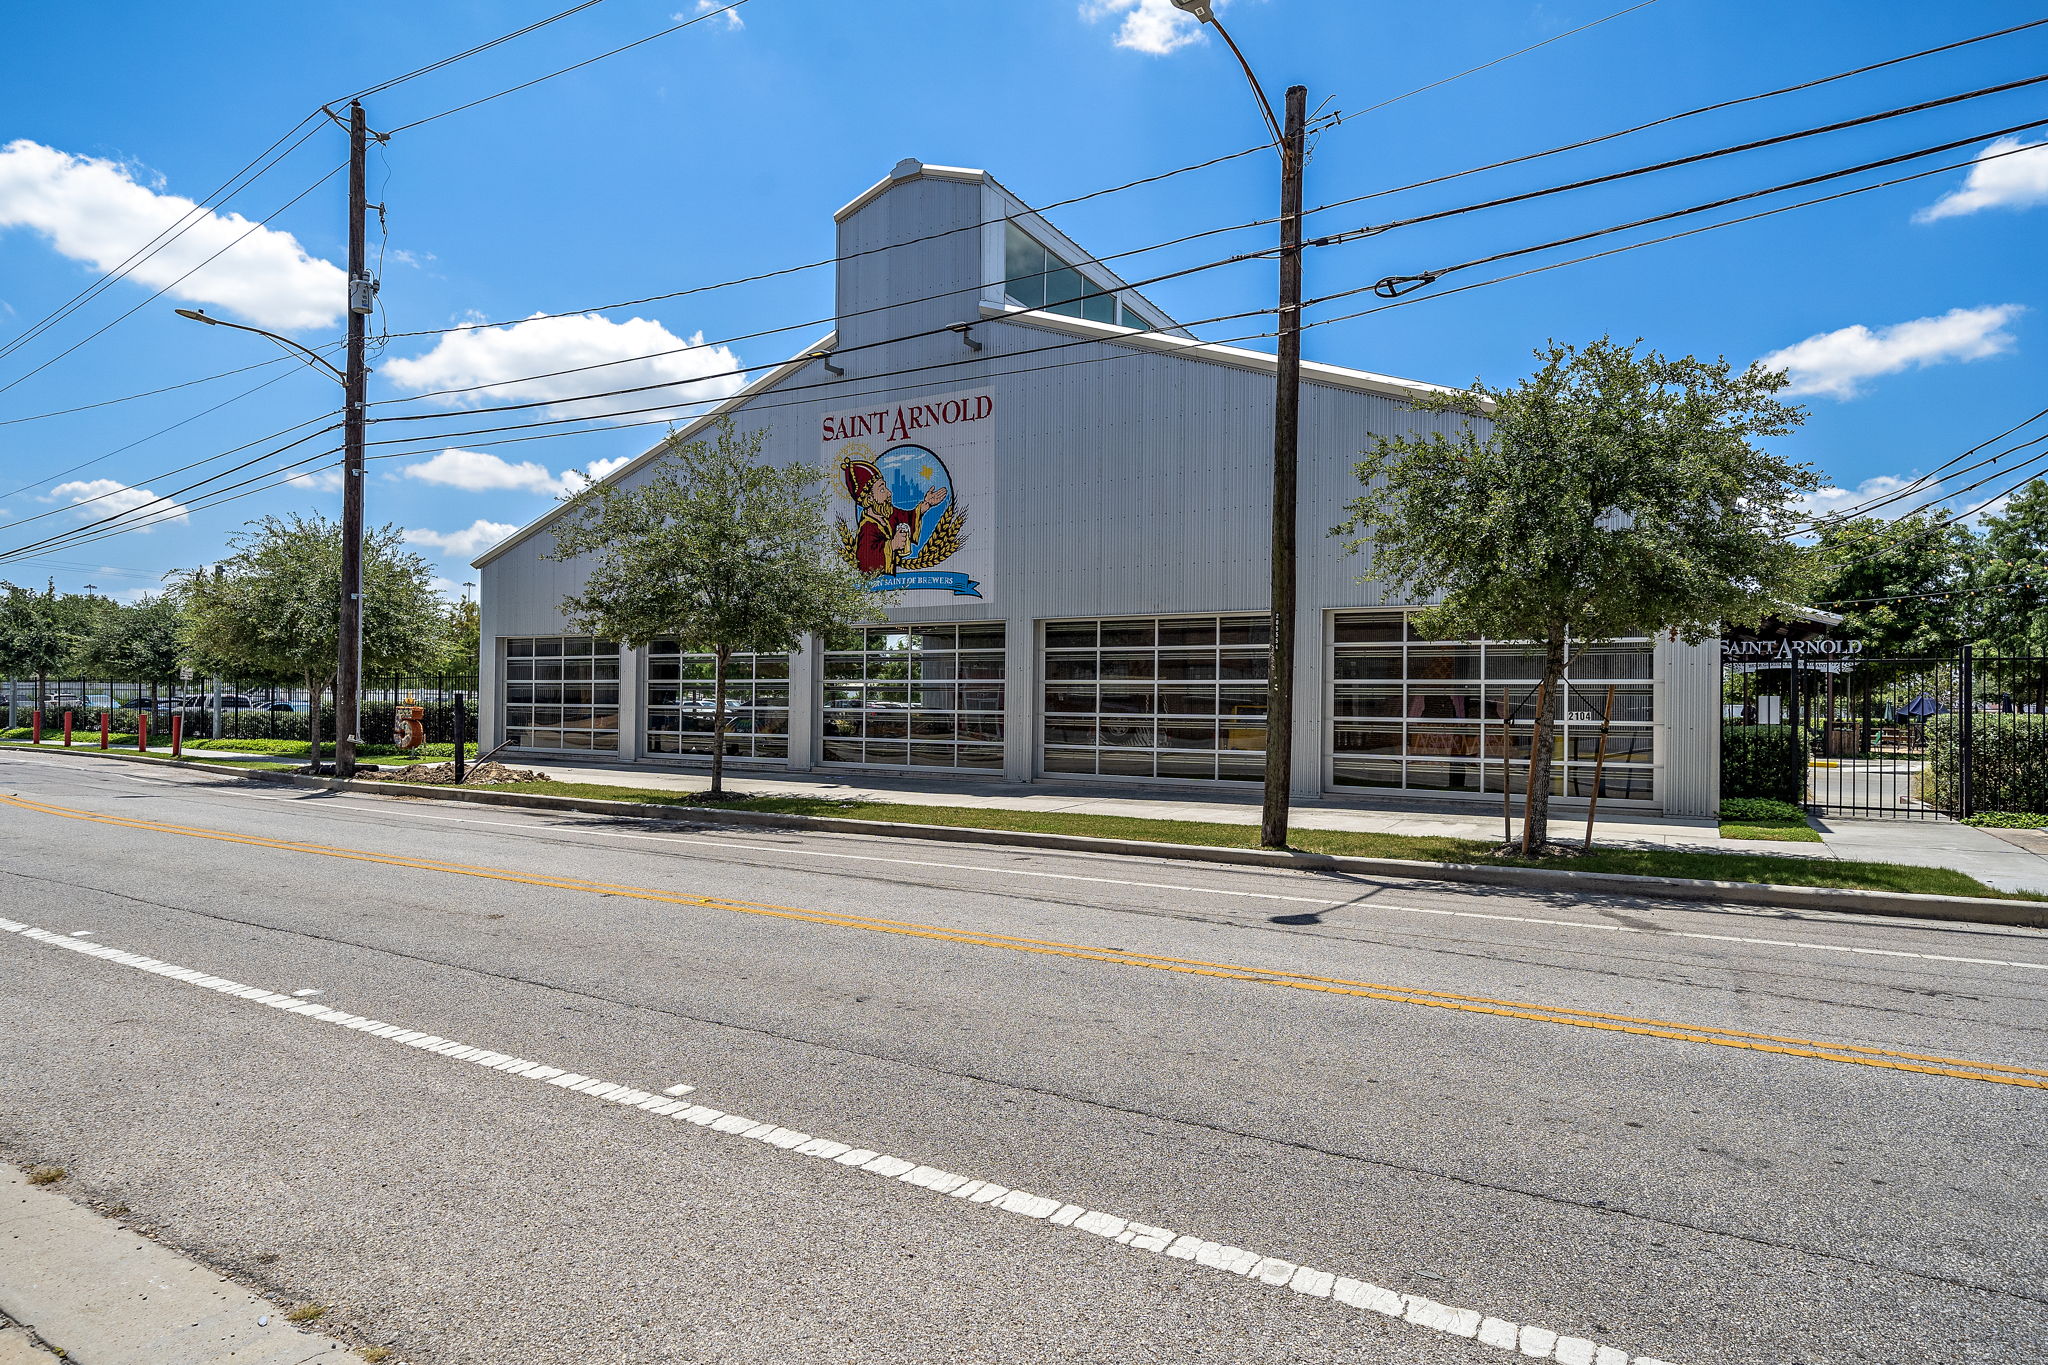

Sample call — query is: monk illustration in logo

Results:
[842,455,948,575]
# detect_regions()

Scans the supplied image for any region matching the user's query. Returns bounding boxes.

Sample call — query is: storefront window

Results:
[1330,611,1655,801]
[646,642,790,760]
[822,624,1005,770]
[1042,615,1268,782]
[502,636,621,752]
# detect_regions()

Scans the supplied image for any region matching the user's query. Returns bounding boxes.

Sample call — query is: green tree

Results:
[0,581,81,717]
[442,596,481,677]
[1804,513,1980,655]
[547,416,882,795]
[1332,337,1817,852]
[178,515,448,768]
[1976,478,2048,655]
[74,594,186,706]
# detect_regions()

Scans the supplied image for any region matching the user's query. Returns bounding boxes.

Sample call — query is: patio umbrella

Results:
[1899,693,1942,717]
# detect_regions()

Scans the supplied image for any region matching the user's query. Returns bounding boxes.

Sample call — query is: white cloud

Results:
[400,448,575,496]
[381,312,747,425]
[1754,305,2025,399]
[402,519,520,559]
[686,0,744,28]
[1916,136,2048,223]
[286,468,343,492]
[1081,0,1211,54]
[583,455,633,481]
[47,478,189,529]
[1795,474,1934,525]
[0,140,345,331]
[427,575,470,601]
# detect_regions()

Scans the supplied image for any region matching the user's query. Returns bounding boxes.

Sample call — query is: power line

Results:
[1299,133,2048,326]
[1352,108,2048,300]
[0,355,341,503]
[369,213,1276,410]
[1785,429,2048,537]
[0,116,327,369]
[1303,15,2048,222]
[0,354,304,428]
[1784,404,2048,532]
[364,245,1277,429]
[0,159,350,398]
[385,0,751,135]
[338,0,613,102]
[1336,0,1662,119]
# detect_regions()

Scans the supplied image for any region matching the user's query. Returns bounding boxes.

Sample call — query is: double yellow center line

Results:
[5,791,2042,1090]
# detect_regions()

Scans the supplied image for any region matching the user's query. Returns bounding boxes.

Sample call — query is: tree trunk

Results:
[1521,629,1569,853]
[710,646,729,797]
[34,670,46,719]
[307,678,325,771]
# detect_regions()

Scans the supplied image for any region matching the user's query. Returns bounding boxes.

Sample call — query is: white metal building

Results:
[474,159,1721,816]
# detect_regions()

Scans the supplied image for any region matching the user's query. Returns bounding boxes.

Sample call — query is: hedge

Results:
[1924,714,2048,815]
[1721,723,1804,802]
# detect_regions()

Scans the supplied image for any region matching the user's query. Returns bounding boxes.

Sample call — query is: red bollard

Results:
[171,714,182,759]
[99,712,110,749]
[63,711,73,746]
[31,712,40,745]
[138,713,148,752]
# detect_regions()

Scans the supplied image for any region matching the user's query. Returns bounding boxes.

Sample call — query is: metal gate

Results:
[1721,648,2048,820]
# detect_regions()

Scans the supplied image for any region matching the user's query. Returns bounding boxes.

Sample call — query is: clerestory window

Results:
[1003,222,1153,330]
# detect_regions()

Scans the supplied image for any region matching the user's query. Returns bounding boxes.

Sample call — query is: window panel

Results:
[1329,612,1656,803]
[642,642,793,762]
[820,623,1006,771]
[1038,614,1268,782]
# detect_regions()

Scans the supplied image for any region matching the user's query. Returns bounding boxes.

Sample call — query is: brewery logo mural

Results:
[824,390,994,600]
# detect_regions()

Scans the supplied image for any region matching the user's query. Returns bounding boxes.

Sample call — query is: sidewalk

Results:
[505,756,1798,854]
[1812,818,2048,895]
[0,1165,357,1364]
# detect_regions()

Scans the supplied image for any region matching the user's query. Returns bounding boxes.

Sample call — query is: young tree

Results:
[547,416,883,796]
[74,594,186,707]
[0,581,80,717]
[1333,337,1818,852]
[1976,478,2048,656]
[1805,512,1981,655]
[179,515,449,768]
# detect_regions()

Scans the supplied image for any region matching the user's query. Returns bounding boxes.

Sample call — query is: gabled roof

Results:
[469,332,835,570]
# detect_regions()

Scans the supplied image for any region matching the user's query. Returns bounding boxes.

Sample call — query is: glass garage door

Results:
[645,642,789,760]
[821,624,1005,771]
[1330,611,1655,801]
[1041,615,1268,783]
[501,636,621,752]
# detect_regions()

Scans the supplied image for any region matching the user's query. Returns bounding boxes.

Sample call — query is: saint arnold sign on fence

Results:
[1721,636,1865,662]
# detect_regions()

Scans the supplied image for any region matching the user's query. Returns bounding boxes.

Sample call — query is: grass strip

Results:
[1719,818,1824,843]
[478,779,2041,901]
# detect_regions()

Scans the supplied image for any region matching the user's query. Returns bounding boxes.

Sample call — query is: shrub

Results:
[1721,723,1803,801]
[1719,797,1807,822]
[1961,810,2048,829]
[1925,714,2048,816]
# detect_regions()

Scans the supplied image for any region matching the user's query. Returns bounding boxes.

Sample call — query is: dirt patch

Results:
[366,760,551,786]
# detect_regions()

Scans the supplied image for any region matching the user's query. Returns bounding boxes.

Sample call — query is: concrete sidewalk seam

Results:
[14,747,2041,928]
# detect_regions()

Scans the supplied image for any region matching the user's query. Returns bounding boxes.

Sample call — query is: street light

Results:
[1170,0,1307,850]
[172,308,346,384]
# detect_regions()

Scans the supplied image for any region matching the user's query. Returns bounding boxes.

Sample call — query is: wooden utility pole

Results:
[335,100,373,777]
[1259,83,1307,850]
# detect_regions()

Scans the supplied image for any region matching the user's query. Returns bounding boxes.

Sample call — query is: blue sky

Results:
[2,0,2044,600]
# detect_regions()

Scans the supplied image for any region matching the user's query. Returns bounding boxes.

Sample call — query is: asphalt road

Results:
[0,749,2043,1365]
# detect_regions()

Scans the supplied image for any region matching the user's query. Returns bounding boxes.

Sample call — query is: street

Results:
[0,749,2043,1364]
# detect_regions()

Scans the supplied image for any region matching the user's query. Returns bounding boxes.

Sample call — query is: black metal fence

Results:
[3,673,478,747]
[1721,649,2048,820]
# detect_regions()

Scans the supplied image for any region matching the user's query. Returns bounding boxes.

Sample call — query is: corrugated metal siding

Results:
[477,167,1709,809]
[1658,636,1721,817]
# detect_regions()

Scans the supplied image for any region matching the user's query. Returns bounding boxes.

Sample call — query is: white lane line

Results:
[68,930,94,937]
[0,912,1676,1365]
[234,793,2048,973]
[292,988,323,997]
[664,1083,696,1096]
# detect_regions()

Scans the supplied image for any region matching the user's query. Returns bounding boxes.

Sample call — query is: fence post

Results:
[453,692,467,784]
[172,713,183,759]
[1959,644,1975,819]
[99,712,109,749]
[138,712,148,753]
[63,711,73,746]
[1788,650,1803,806]
[31,711,41,745]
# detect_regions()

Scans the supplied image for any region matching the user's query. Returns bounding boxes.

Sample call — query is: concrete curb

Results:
[0,1166,345,1364]
[11,745,2047,928]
